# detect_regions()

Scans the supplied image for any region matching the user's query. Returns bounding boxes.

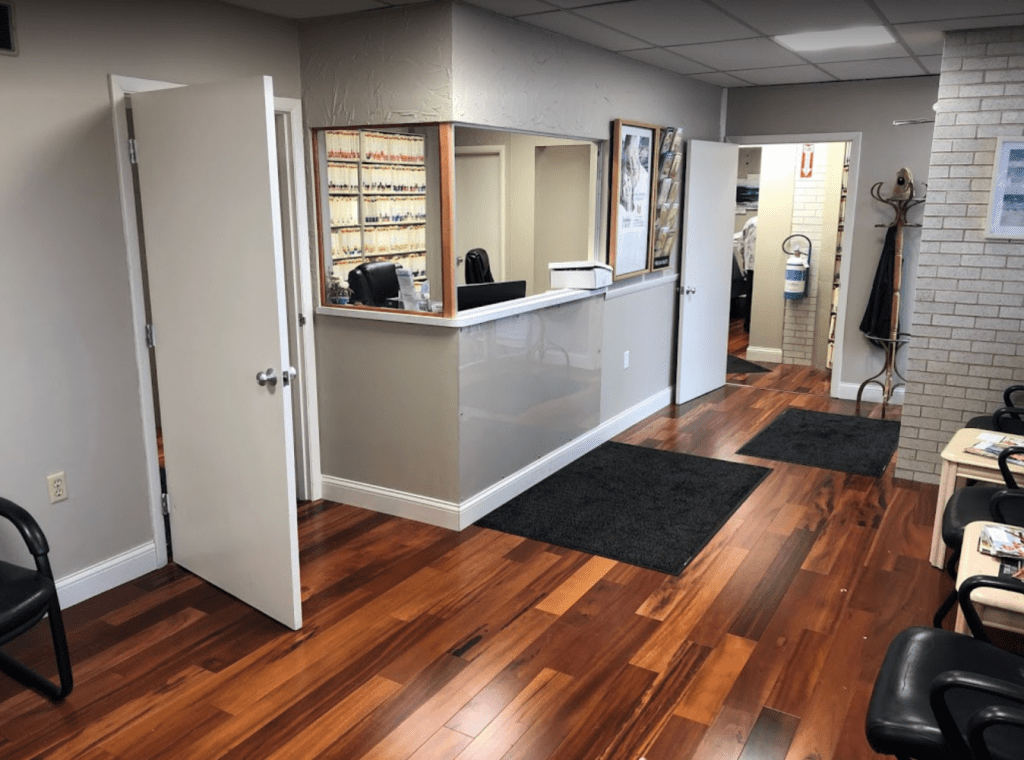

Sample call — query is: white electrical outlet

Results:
[47,472,67,503]
[623,350,630,369]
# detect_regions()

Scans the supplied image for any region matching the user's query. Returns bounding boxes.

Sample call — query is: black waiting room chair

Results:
[932,446,1024,629]
[0,496,73,701]
[866,576,1024,760]
[965,384,1024,436]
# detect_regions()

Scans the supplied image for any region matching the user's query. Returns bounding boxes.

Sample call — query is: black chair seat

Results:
[941,485,1010,549]
[0,561,54,640]
[867,626,1024,760]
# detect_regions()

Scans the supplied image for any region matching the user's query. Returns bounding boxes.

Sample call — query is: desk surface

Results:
[941,427,1024,472]
[955,521,1024,635]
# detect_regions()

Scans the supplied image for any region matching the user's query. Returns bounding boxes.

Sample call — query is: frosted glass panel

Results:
[458,298,602,500]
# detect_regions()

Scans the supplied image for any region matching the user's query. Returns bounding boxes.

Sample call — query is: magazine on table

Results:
[979,524,1024,560]
[999,557,1024,580]
[964,432,1024,463]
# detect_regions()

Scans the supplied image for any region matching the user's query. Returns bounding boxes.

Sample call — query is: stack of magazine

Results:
[978,524,1024,579]
[964,433,1024,464]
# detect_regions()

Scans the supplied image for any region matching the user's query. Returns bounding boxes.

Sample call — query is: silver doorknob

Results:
[256,368,277,387]
[684,286,697,294]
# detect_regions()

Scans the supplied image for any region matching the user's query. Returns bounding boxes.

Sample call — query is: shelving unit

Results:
[325,129,428,284]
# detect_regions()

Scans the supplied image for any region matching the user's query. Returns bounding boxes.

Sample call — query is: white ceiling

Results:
[221,0,1024,87]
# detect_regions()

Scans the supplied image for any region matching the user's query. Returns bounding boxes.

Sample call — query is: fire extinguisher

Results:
[783,234,812,300]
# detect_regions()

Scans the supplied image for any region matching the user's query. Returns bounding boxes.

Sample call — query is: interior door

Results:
[675,140,739,405]
[455,149,504,283]
[131,76,301,630]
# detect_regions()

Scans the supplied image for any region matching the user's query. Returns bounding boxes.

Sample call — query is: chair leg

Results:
[945,546,961,580]
[934,589,959,628]
[0,602,73,701]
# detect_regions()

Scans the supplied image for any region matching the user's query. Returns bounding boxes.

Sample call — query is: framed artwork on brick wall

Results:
[985,137,1024,240]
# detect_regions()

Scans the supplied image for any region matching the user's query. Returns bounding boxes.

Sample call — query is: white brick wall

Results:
[782,144,829,365]
[896,26,1024,484]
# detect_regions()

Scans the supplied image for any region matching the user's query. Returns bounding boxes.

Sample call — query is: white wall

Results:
[1,0,300,592]
[727,77,938,393]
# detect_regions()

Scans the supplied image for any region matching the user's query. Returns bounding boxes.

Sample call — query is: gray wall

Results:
[727,76,939,393]
[1,0,301,581]
[898,26,1024,483]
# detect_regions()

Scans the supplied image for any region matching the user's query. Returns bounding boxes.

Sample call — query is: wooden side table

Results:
[954,521,1024,636]
[931,428,1024,568]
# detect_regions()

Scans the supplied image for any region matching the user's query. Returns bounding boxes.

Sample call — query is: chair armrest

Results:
[997,446,1024,489]
[930,669,1024,759]
[958,574,1024,642]
[1002,385,1024,408]
[989,488,1024,523]
[968,705,1024,760]
[0,497,49,557]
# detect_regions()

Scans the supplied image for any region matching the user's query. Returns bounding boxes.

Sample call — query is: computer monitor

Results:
[457,280,527,311]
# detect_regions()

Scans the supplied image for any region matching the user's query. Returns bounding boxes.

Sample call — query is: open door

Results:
[131,76,301,630]
[675,140,739,405]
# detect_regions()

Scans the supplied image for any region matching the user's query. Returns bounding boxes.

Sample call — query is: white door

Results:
[131,76,301,630]
[675,140,739,405]
[455,148,504,283]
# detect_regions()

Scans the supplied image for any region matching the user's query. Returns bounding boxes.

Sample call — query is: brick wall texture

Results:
[896,26,1024,484]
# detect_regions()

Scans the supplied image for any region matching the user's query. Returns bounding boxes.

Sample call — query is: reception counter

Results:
[314,278,677,529]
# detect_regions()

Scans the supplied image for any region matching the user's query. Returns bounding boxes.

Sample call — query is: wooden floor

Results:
[0,373,954,760]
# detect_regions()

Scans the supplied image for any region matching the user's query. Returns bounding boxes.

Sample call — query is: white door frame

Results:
[727,132,862,400]
[108,75,321,567]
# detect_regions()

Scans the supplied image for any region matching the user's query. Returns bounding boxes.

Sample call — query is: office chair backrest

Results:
[348,262,400,306]
[465,248,494,284]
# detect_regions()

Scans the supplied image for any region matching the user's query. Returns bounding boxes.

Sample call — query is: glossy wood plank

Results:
[0,363,963,760]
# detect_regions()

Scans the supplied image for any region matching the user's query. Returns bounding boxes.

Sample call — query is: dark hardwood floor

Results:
[0,371,954,759]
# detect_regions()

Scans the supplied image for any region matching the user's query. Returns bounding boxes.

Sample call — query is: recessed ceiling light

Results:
[774,26,894,52]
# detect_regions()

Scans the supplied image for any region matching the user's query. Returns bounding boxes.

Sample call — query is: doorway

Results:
[725,135,859,399]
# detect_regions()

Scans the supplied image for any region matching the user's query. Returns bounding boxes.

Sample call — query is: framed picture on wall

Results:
[651,126,685,270]
[609,119,660,280]
[985,137,1024,240]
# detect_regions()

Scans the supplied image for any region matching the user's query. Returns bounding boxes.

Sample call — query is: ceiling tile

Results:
[728,64,836,86]
[893,27,946,56]
[707,0,883,36]
[541,0,601,6]
[668,37,804,70]
[872,0,1024,24]
[225,0,383,18]
[817,57,929,80]
[688,71,754,88]
[462,0,557,16]
[621,48,713,75]
[575,0,757,47]
[892,14,1024,34]
[798,41,910,64]
[919,54,943,74]
[519,10,647,51]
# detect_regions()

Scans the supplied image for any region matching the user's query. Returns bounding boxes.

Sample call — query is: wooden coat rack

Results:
[856,168,925,417]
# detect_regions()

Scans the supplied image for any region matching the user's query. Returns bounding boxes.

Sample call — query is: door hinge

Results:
[161,492,170,516]
[145,323,155,348]
[298,313,307,327]
[128,138,138,165]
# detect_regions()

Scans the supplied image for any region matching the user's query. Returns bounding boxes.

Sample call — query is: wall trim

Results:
[836,381,905,405]
[322,387,673,531]
[56,542,160,610]
[745,346,783,363]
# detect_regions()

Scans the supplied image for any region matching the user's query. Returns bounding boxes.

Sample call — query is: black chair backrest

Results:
[465,248,494,284]
[348,262,400,306]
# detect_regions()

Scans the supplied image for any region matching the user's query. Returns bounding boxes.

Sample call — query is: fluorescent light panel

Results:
[775,25,894,52]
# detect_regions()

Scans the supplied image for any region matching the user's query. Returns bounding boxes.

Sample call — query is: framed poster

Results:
[985,137,1024,240]
[652,126,685,270]
[609,119,659,280]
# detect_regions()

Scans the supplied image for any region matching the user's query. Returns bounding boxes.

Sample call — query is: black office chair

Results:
[0,496,73,701]
[966,384,1024,436]
[464,248,494,284]
[867,576,1024,760]
[347,261,400,307]
[933,446,1024,628]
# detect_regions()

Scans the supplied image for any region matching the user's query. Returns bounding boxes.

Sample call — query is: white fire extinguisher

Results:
[783,234,812,300]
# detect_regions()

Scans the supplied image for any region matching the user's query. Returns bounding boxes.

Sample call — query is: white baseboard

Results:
[745,346,782,363]
[836,381,905,405]
[56,541,161,610]
[321,387,674,531]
